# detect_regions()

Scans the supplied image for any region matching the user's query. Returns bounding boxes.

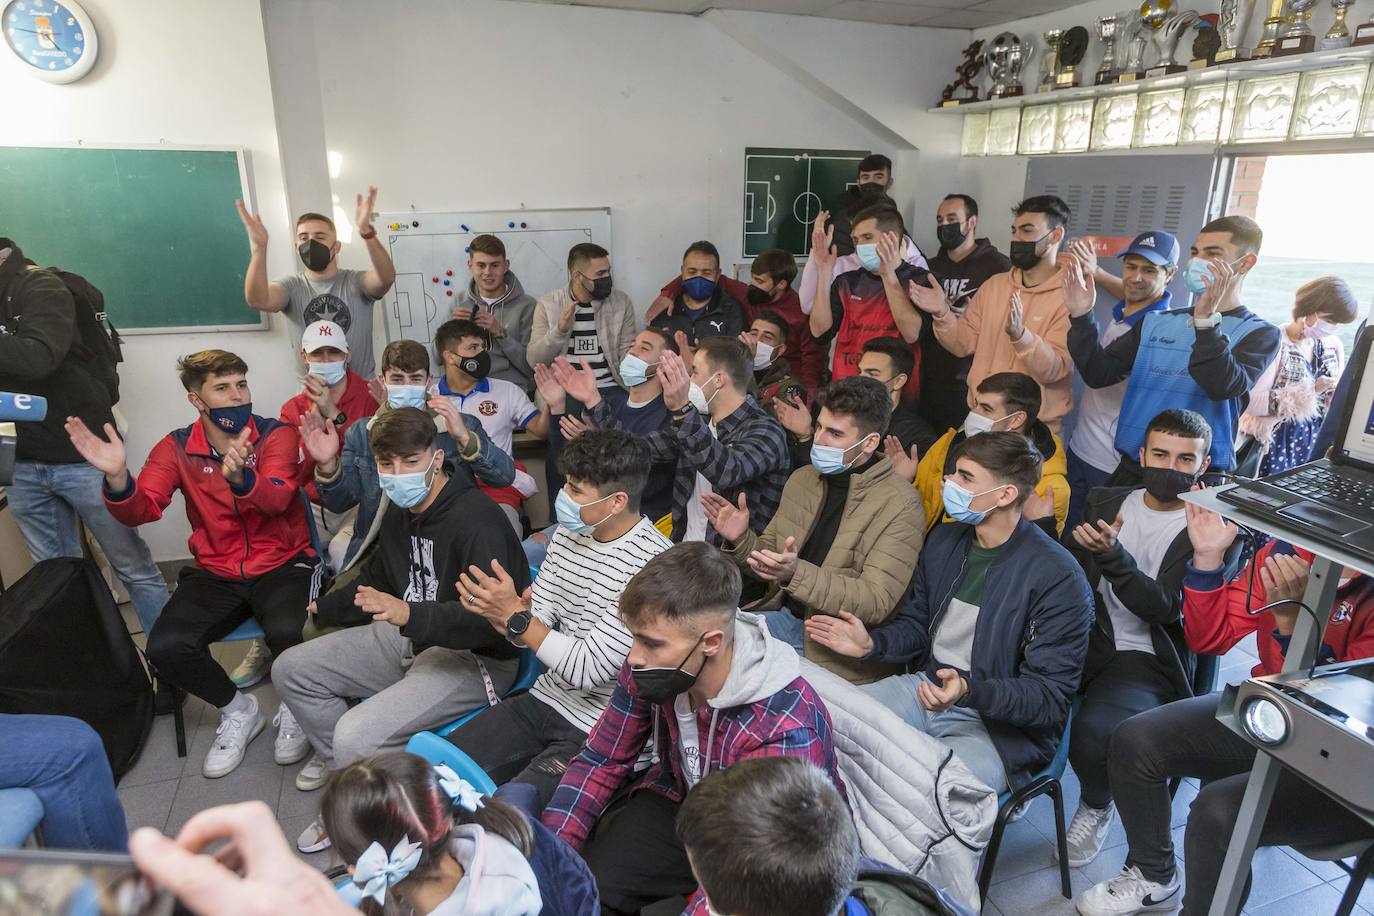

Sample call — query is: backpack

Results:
[0,557,153,780]
[47,268,124,406]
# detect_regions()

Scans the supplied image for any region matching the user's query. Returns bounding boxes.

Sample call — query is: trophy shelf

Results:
[927,40,1374,113]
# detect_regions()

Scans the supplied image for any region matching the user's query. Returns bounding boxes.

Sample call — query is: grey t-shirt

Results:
[277,269,378,377]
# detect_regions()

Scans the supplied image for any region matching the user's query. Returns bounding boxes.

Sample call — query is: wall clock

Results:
[3,0,98,84]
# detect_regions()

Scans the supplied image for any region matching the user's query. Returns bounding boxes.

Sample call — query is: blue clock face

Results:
[4,0,88,75]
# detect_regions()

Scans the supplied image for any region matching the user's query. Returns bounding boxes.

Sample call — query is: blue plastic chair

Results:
[0,788,44,848]
[434,649,545,737]
[976,696,1081,903]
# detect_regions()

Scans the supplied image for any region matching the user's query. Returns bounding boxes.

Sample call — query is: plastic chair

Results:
[1294,840,1374,916]
[0,788,44,849]
[976,696,1081,903]
[435,649,545,737]
[405,732,499,795]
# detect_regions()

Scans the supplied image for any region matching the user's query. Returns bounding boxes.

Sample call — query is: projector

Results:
[1220,659,1374,820]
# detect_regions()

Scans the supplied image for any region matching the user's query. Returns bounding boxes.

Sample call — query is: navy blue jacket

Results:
[866,517,1094,784]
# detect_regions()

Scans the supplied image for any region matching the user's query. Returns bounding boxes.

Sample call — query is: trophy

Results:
[1190,20,1223,66]
[1213,0,1257,61]
[939,40,985,106]
[1356,5,1374,44]
[1039,28,1063,91]
[1319,0,1355,48]
[1056,26,1090,88]
[1273,0,1319,54]
[1254,0,1289,55]
[985,32,1031,97]
[1121,16,1150,80]
[1143,0,1201,76]
[1095,16,1121,83]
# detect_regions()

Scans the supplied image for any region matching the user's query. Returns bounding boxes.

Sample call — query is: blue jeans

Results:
[6,460,167,635]
[0,714,128,850]
[759,608,805,654]
[1063,447,1114,547]
[860,672,1009,793]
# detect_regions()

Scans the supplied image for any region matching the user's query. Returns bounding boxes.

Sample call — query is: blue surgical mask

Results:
[379,454,440,509]
[856,243,881,272]
[386,385,428,409]
[207,403,252,435]
[555,488,615,535]
[811,435,875,475]
[941,478,1005,525]
[1183,257,1214,295]
[308,360,347,386]
[619,354,657,388]
[682,276,717,302]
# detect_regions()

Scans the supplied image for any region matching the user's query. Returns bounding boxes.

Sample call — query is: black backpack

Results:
[0,557,153,780]
[47,268,124,406]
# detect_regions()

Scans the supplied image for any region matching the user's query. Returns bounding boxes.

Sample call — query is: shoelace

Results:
[214,712,251,749]
[1107,865,1149,897]
[273,707,300,736]
[1065,807,1108,846]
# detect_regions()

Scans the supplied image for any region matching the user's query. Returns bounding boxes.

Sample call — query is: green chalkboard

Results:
[0,145,263,332]
[742,147,870,257]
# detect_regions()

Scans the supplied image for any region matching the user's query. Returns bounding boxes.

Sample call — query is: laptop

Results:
[1217,325,1374,559]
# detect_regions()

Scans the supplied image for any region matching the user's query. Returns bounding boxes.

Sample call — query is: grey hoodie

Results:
[455,271,536,391]
[426,824,542,916]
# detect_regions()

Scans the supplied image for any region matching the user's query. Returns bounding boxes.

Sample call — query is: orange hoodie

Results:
[930,267,1074,432]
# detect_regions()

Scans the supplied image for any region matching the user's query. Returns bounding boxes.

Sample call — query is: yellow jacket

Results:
[914,426,1070,537]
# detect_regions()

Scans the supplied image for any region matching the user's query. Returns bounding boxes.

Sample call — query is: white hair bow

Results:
[434,763,486,813]
[350,835,424,906]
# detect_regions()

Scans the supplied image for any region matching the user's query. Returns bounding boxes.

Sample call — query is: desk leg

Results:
[1207,557,1343,916]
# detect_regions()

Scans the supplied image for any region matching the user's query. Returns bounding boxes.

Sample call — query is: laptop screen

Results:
[1341,329,1374,465]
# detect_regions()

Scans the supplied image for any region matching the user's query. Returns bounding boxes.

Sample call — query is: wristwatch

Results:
[1191,311,1222,330]
[332,410,348,427]
[505,610,532,645]
[359,228,377,240]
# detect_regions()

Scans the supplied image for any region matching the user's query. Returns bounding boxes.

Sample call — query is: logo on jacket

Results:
[709,320,724,332]
[1332,600,1353,623]
[478,400,498,416]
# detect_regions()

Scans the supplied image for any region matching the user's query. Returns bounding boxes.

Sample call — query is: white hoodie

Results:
[426,825,542,916]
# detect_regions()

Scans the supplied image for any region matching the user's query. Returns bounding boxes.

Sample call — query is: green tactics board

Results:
[742,147,870,258]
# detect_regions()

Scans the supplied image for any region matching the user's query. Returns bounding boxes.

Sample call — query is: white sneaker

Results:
[297,816,331,853]
[272,704,310,765]
[1076,864,1181,916]
[228,640,272,688]
[1056,800,1116,867]
[202,695,264,778]
[295,753,330,791]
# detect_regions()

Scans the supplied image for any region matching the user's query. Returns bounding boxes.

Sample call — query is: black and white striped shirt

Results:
[528,517,672,733]
[567,301,614,388]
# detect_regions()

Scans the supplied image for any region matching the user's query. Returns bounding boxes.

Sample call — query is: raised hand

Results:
[65,417,129,486]
[701,492,750,544]
[1072,513,1124,554]
[884,434,918,482]
[303,373,338,419]
[550,356,599,407]
[773,394,813,439]
[1068,238,1098,276]
[474,308,504,337]
[557,298,578,333]
[451,304,475,321]
[355,585,409,626]
[559,413,592,441]
[1022,485,1055,523]
[658,350,693,412]
[810,211,836,272]
[534,363,568,415]
[1185,496,1238,571]
[876,230,902,279]
[1259,553,1311,634]
[1058,252,1096,319]
[458,559,525,627]
[918,668,968,712]
[747,535,799,584]
[804,609,874,659]
[909,273,951,318]
[354,186,378,235]
[645,295,675,321]
[220,429,254,487]
[1005,291,1026,342]
[298,411,340,467]
[674,330,694,369]
[737,330,759,358]
[234,199,268,250]
[427,396,470,449]
[1193,257,1236,320]
[366,375,388,406]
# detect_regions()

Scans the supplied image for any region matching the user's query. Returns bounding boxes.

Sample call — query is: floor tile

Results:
[982,817,1063,886]
[1239,845,1326,909]
[278,811,339,871]
[1280,844,1357,882]
[120,711,203,787]
[117,777,177,834]
[986,860,1092,916]
[1244,879,1364,916]
[1335,871,1374,913]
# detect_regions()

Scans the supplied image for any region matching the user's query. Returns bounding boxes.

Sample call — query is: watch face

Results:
[4,0,95,82]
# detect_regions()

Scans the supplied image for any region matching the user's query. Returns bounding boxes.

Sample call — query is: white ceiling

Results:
[516,0,1085,30]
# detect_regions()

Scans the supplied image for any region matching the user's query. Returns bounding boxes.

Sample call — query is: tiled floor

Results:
[113,600,1372,914]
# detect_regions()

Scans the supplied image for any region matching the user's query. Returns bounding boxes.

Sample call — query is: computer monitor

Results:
[1337,326,1374,469]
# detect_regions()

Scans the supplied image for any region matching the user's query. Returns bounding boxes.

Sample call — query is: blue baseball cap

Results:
[1115,230,1180,266]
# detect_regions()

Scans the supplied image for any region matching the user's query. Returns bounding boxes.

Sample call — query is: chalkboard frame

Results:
[0,142,269,336]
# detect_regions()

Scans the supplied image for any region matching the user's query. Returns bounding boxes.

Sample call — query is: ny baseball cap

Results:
[1115,230,1180,267]
[302,320,349,353]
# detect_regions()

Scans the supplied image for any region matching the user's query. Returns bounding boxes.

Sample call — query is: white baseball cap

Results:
[302,320,349,353]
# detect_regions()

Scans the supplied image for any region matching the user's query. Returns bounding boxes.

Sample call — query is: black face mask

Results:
[588,275,614,301]
[631,633,707,704]
[857,181,886,196]
[298,239,334,273]
[1008,231,1052,271]
[936,222,968,251]
[1142,466,1197,503]
[456,350,491,381]
[746,285,772,306]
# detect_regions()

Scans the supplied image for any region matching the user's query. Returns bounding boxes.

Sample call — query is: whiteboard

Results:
[377,208,612,347]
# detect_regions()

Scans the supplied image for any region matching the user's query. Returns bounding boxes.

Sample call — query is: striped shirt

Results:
[528,516,673,733]
[567,301,614,388]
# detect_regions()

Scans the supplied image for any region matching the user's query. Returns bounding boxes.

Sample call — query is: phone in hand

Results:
[0,849,179,916]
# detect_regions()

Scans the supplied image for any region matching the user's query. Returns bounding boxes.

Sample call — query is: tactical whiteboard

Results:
[742,147,870,258]
[377,208,611,347]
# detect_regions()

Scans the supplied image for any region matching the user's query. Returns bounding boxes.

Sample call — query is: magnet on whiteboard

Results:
[412,221,420,227]
[432,277,439,283]
[460,224,470,232]
[508,221,516,228]
[447,290,454,297]
[446,270,453,276]
[443,280,450,286]
[520,222,528,228]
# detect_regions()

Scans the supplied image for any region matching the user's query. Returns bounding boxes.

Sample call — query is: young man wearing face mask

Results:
[1061,409,1241,870]
[913,195,1075,434]
[1063,231,1180,538]
[577,337,791,545]
[806,431,1092,795]
[66,350,323,780]
[528,243,637,402]
[307,339,514,571]
[272,408,529,851]
[921,193,1013,432]
[444,430,671,807]
[649,241,749,347]
[704,376,924,685]
[859,336,940,459]
[237,189,395,378]
[1067,215,1281,481]
[810,205,934,394]
[890,371,1068,537]
[741,311,809,417]
[449,234,536,391]
[542,542,845,916]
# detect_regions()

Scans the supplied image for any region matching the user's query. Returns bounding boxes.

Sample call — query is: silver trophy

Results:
[1320,0,1356,48]
[1124,16,1150,75]
[1275,0,1320,53]
[1143,1,1200,72]
[984,32,1031,97]
[1095,16,1121,83]
[1039,29,1063,91]
[1217,0,1257,59]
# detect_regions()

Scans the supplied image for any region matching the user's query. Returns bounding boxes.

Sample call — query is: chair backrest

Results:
[512,649,545,693]
[997,695,1081,805]
[300,488,333,576]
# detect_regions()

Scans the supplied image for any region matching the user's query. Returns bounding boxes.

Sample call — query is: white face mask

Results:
[1303,318,1337,340]
[307,359,347,386]
[963,410,1015,437]
[688,375,719,413]
[752,342,775,370]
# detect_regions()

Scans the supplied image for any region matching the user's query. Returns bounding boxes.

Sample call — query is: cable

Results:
[1245,597,1327,679]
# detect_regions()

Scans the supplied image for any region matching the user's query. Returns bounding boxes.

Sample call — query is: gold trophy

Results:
[1254,0,1289,55]
[1273,0,1319,55]
[1319,0,1355,48]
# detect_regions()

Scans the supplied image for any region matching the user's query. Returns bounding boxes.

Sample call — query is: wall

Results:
[264,0,964,307]
[0,0,300,561]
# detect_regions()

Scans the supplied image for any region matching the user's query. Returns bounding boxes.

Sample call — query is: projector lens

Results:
[1242,698,1288,745]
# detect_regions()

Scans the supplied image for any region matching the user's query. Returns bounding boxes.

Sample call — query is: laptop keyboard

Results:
[1283,466,1374,510]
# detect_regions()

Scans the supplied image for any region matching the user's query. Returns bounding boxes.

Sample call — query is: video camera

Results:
[0,393,48,486]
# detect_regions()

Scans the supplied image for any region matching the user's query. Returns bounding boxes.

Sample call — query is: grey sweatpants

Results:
[273,620,518,770]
